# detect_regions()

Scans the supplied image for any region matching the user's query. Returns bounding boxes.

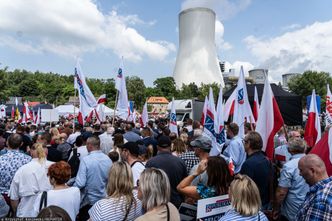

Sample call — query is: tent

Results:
[55,105,79,115]
[224,84,302,126]
[4,104,53,116]
[97,104,114,116]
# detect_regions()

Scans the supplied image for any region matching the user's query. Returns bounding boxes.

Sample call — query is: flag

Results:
[169,97,178,136]
[310,128,332,176]
[233,66,255,137]
[256,75,284,159]
[127,101,135,122]
[325,84,332,126]
[23,102,32,121]
[115,60,129,120]
[11,106,14,119]
[200,96,208,126]
[74,61,97,124]
[304,90,321,147]
[0,105,6,119]
[204,87,216,140]
[33,109,36,123]
[97,94,107,104]
[228,157,235,176]
[15,107,20,120]
[15,97,18,106]
[96,104,106,122]
[215,87,226,145]
[140,102,148,127]
[223,88,236,122]
[253,86,259,122]
[35,108,41,125]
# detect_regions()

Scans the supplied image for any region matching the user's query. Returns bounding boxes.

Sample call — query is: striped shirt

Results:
[219,209,268,221]
[89,190,142,221]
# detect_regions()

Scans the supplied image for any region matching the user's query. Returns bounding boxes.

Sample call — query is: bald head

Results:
[298,154,328,186]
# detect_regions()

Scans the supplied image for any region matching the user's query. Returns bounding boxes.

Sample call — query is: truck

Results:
[167,99,204,127]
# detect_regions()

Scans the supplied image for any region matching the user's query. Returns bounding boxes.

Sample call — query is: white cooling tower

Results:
[173,7,224,88]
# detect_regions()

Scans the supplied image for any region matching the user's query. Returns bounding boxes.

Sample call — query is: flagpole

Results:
[73,86,77,129]
[112,90,118,126]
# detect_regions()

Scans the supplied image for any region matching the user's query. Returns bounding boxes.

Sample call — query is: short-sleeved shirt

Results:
[178,151,200,174]
[296,176,332,221]
[197,183,216,199]
[0,150,31,194]
[278,153,309,220]
[146,151,187,208]
[219,209,268,221]
[89,190,142,221]
[222,136,246,174]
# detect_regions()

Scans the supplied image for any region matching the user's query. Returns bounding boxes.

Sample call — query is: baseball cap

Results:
[119,141,139,156]
[136,140,148,155]
[190,135,212,150]
[157,135,172,148]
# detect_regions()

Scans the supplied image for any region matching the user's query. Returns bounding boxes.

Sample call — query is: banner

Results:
[197,194,231,220]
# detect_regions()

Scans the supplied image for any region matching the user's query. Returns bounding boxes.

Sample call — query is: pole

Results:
[112,90,118,126]
[73,87,77,129]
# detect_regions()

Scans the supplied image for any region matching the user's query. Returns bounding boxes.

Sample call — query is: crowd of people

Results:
[0,117,331,221]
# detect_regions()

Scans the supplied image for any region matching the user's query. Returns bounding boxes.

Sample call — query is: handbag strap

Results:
[122,198,133,221]
[39,191,47,211]
[166,203,170,221]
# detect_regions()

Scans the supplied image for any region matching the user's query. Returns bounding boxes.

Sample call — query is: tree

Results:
[126,76,146,109]
[153,77,178,100]
[198,83,221,101]
[288,71,332,108]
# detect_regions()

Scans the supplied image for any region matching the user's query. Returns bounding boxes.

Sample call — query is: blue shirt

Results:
[0,150,32,194]
[219,209,268,221]
[278,153,309,220]
[296,176,332,221]
[74,150,112,205]
[222,136,246,174]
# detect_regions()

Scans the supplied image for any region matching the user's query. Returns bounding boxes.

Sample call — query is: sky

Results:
[0,0,331,86]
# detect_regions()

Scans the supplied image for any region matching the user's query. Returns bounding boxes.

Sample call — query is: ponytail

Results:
[32,143,46,163]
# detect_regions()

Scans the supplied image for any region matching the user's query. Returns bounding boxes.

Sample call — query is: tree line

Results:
[0,67,331,111]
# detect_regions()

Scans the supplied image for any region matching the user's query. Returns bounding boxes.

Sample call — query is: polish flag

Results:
[35,108,41,125]
[253,86,259,122]
[200,96,208,126]
[223,89,236,122]
[256,75,284,159]
[233,66,255,137]
[140,102,148,127]
[304,90,321,147]
[310,128,332,176]
[228,158,235,176]
[97,94,107,104]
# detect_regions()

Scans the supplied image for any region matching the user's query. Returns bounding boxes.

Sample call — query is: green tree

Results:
[153,77,177,100]
[178,82,200,99]
[198,83,221,101]
[288,71,332,108]
[126,76,146,109]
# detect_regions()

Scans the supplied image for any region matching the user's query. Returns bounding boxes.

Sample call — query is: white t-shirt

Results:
[9,159,53,217]
[99,133,114,155]
[33,187,80,221]
[131,161,145,187]
[67,131,81,145]
[68,145,88,161]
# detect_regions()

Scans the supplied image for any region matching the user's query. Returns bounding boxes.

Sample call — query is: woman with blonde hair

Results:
[219,174,268,221]
[9,143,53,217]
[171,138,187,156]
[136,168,180,221]
[89,161,142,220]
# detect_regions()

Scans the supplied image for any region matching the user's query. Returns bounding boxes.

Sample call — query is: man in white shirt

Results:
[67,124,82,145]
[119,142,145,187]
[99,127,114,155]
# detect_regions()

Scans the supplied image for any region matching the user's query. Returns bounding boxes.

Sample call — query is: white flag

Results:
[115,60,129,120]
[233,66,255,137]
[169,97,178,136]
[326,84,332,126]
[140,102,148,127]
[74,61,97,120]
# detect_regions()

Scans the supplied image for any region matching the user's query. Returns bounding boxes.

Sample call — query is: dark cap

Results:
[118,142,139,156]
[190,135,212,150]
[157,135,171,148]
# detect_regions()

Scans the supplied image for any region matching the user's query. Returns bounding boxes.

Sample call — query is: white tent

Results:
[55,105,79,115]
[97,104,114,116]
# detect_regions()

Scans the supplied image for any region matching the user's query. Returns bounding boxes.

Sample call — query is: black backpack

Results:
[68,148,80,178]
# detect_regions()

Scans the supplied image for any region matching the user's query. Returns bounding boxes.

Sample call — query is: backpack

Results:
[68,148,80,178]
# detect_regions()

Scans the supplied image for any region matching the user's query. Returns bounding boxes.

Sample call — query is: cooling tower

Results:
[173,7,224,88]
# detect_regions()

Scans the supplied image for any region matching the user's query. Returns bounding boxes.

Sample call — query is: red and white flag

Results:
[115,59,129,120]
[140,102,148,127]
[256,76,284,159]
[0,105,6,119]
[304,90,321,147]
[310,128,332,176]
[253,86,259,122]
[35,107,41,125]
[233,66,255,137]
[223,88,236,122]
[325,84,332,126]
[169,97,178,136]
[74,61,97,124]
[200,96,208,126]
[97,94,107,104]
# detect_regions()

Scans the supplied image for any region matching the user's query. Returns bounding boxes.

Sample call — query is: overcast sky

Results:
[0,0,331,86]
